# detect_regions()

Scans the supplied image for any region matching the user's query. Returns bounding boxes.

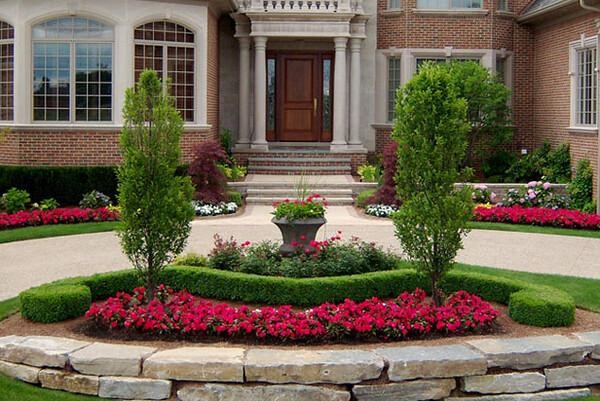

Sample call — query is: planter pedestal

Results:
[271,217,327,256]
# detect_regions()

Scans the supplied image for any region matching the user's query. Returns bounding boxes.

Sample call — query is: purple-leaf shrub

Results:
[188,140,229,204]
[368,142,401,207]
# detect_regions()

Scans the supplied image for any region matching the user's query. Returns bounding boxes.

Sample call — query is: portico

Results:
[231,0,369,152]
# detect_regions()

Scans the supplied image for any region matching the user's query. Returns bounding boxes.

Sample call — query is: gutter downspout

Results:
[579,0,600,213]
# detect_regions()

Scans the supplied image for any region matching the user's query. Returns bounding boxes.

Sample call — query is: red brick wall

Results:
[511,23,535,151]
[0,130,213,166]
[377,0,516,50]
[207,9,220,141]
[531,14,598,192]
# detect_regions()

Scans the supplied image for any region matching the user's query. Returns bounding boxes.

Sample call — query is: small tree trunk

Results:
[431,273,443,307]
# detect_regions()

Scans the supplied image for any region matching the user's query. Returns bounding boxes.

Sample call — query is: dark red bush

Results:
[188,140,228,204]
[368,141,401,207]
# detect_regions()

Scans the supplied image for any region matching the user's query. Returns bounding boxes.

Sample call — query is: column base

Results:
[346,143,367,151]
[330,142,349,151]
[250,142,269,151]
[234,142,251,150]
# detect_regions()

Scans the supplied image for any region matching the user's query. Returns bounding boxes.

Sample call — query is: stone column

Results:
[252,36,268,150]
[332,37,348,149]
[236,37,251,148]
[349,37,362,146]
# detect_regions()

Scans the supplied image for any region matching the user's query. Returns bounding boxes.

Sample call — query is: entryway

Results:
[266,52,333,143]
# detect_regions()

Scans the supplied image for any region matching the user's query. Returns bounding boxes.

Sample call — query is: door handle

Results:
[313,98,318,117]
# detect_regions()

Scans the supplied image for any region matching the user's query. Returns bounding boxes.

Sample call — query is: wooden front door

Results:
[267,52,333,142]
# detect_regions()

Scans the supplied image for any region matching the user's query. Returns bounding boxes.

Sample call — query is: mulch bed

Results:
[2,301,599,351]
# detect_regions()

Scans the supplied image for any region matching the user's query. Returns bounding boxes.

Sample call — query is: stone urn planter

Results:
[272,217,327,256]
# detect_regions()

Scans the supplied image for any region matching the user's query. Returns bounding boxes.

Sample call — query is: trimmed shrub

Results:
[19,265,575,328]
[509,288,575,327]
[0,166,118,205]
[20,284,91,323]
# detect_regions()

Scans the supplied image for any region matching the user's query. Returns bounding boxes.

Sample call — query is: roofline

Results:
[517,0,579,22]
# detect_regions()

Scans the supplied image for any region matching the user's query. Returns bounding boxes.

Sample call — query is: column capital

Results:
[238,36,251,48]
[333,37,348,49]
[350,37,363,52]
[254,36,268,49]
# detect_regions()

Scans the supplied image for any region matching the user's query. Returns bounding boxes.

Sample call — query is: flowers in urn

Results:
[271,194,328,222]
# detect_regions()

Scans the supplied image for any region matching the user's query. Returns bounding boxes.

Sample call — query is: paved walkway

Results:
[1,205,599,300]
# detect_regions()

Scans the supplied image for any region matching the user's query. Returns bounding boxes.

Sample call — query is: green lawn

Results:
[0,222,118,244]
[468,221,600,239]
[0,374,108,401]
[455,264,600,313]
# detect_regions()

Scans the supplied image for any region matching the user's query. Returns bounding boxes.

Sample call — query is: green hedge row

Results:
[0,165,190,205]
[0,166,118,205]
[19,266,575,327]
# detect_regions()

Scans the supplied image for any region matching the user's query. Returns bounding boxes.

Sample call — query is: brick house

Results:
[0,0,598,189]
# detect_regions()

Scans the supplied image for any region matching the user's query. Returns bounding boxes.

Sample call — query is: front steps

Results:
[246,153,352,175]
[229,175,377,206]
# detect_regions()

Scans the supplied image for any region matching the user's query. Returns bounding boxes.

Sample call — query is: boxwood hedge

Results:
[19,266,575,327]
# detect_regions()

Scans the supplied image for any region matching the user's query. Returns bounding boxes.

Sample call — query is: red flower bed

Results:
[473,205,600,231]
[0,207,119,231]
[85,286,499,342]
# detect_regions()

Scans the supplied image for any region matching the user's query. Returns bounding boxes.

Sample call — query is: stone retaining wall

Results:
[0,333,599,400]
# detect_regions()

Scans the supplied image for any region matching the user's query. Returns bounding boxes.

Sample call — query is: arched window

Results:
[32,17,114,122]
[0,21,14,121]
[134,21,195,122]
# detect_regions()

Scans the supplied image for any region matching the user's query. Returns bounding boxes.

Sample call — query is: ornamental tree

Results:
[117,69,195,300]
[392,62,474,306]
[440,61,512,169]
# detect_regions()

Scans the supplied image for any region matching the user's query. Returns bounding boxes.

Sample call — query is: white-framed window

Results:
[0,20,14,121]
[416,0,481,9]
[570,36,598,128]
[388,0,402,9]
[387,56,401,122]
[497,0,509,11]
[32,16,114,123]
[134,20,195,123]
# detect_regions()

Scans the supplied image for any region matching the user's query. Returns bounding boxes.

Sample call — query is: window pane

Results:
[267,58,276,132]
[75,43,112,122]
[416,57,445,73]
[576,47,597,126]
[322,59,332,132]
[0,38,14,120]
[387,57,401,122]
[416,0,447,8]
[32,17,113,40]
[389,0,402,8]
[32,43,70,121]
[134,21,195,122]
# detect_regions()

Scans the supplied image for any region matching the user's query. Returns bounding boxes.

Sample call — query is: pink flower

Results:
[543,182,551,190]
[527,181,538,188]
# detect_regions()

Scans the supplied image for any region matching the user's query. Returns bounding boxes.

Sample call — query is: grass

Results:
[0,222,118,244]
[455,264,600,313]
[0,374,108,401]
[468,221,600,239]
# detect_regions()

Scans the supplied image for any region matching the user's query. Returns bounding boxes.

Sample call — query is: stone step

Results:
[248,157,352,163]
[246,188,353,197]
[247,165,351,172]
[246,196,355,205]
[229,181,377,195]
